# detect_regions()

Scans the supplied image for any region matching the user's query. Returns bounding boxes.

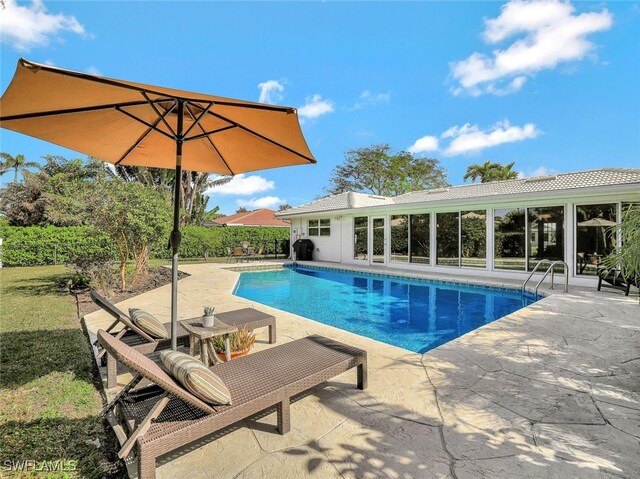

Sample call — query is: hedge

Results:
[150,226,291,259]
[0,224,290,267]
[0,225,115,267]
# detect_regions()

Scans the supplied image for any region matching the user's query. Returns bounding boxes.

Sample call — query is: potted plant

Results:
[212,327,256,361]
[202,306,215,328]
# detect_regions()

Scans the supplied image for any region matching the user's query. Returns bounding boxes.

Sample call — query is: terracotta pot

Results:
[216,349,250,362]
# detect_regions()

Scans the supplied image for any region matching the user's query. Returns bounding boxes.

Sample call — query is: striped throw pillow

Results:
[160,350,232,405]
[129,308,169,340]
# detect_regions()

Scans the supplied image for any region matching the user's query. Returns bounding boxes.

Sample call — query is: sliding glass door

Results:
[371,217,386,264]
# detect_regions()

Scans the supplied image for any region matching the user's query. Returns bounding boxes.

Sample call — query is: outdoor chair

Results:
[90,291,278,388]
[251,247,264,261]
[90,290,190,388]
[98,330,367,479]
[233,246,245,262]
[597,268,637,296]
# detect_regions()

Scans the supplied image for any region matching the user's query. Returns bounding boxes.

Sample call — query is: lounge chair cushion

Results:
[129,308,169,340]
[160,350,232,405]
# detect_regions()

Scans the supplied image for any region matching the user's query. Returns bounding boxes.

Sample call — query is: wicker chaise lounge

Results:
[90,290,277,388]
[98,330,367,479]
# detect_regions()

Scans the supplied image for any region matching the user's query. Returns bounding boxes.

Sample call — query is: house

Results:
[205,208,289,228]
[276,168,640,287]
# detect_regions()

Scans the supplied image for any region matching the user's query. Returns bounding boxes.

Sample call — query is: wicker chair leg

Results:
[269,324,276,344]
[357,363,368,390]
[106,353,117,389]
[138,449,157,479]
[277,399,290,434]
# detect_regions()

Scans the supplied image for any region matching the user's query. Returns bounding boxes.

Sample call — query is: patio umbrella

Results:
[577,218,617,228]
[577,217,617,255]
[0,58,316,349]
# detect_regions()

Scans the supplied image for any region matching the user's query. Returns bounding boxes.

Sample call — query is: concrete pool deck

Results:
[83,261,640,479]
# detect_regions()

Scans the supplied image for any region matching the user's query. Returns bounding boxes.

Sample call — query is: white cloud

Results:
[450,0,613,96]
[85,66,102,76]
[205,174,274,196]
[297,94,335,120]
[0,0,88,51]
[258,80,285,104]
[518,166,556,178]
[351,90,391,109]
[409,120,539,157]
[407,135,439,154]
[237,196,285,210]
[444,120,539,155]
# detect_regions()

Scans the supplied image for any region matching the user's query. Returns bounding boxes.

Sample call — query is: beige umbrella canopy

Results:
[0,58,316,348]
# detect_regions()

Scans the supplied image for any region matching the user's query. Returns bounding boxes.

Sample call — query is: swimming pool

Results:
[233,265,538,354]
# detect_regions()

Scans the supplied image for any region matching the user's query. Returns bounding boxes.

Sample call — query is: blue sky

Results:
[1,0,639,215]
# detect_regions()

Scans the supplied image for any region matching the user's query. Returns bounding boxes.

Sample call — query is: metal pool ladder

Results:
[522,259,569,294]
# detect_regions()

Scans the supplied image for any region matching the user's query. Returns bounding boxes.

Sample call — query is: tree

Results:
[278,203,292,211]
[203,206,223,221]
[1,155,107,226]
[113,166,232,225]
[325,144,448,196]
[87,180,172,290]
[463,161,518,183]
[0,153,40,183]
[236,207,248,213]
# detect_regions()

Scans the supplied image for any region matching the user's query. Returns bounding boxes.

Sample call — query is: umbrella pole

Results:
[170,101,184,350]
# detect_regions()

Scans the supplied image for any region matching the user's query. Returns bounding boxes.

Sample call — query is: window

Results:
[308,219,319,236]
[576,203,616,276]
[461,210,486,268]
[390,215,409,263]
[354,217,368,260]
[494,208,526,271]
[436,212,460,267]
[410,214,430,264]
[528,206,564,270]
[309,218,330,236]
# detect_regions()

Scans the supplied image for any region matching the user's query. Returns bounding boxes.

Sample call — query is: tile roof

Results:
[277,168,640,217]
[212,208,289,227]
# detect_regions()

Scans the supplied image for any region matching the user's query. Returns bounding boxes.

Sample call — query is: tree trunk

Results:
[132,243,149,284]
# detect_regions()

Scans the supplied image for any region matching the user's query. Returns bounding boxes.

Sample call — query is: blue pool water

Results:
[233,265,538,354]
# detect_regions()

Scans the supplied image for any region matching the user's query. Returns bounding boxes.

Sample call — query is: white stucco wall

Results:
[289,216,343,262]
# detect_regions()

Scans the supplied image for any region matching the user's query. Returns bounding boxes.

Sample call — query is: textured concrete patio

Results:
[83,262,640,479]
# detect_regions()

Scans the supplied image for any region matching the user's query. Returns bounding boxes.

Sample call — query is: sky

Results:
[1,0,639,215]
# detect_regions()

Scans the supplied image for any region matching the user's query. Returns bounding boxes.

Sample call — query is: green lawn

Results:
[0,266,123,478]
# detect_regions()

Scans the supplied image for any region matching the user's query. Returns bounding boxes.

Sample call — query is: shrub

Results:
[0,224,115,267]
[150,226,290,259]
[0,224,291,267]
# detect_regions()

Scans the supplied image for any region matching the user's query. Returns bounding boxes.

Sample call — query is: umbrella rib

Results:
[208,111,316,164]
[182,101,215,139]
[184,125,236,142]
[142,92,177,138]
[184,107,235,175]
[0,100,154,122]
[115,107,175,141]
[115,108,173,166]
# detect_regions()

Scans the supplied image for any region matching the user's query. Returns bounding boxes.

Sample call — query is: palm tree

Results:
[0,153,40,183]
[463,161,518,183]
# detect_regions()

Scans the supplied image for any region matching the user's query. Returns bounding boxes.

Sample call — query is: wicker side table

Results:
[181,317,238,366]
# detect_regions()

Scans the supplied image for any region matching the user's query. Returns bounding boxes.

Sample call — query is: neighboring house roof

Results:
[211,208,289,227]
[276,168,640,217]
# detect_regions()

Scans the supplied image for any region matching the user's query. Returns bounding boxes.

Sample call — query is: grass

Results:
[0,266,123,478]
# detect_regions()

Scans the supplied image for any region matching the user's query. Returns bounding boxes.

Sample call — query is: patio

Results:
[83,261,640,479]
